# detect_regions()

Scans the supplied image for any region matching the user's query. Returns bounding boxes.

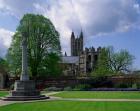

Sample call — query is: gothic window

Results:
[88,55,91,61]
[94,55,98,61]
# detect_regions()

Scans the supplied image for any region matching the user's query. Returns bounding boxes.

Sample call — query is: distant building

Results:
[60,31,101,76]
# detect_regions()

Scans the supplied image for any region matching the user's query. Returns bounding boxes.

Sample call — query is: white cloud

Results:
[0,28,14,57]
[0,0,139,55]
[34,0,82,55]
[0,0,37,18]
[34,0,140,55]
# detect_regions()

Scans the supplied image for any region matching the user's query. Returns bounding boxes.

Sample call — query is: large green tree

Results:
[93,48,112,77]
[92,46,134,77]
[109,49,134,73]
[38,52,62,77]
[7,14,61,78]
[0,58,9,74]
[6,32,22,76]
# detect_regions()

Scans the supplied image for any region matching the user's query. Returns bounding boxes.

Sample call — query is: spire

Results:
[71,31,75,39]
[65,52,67,56]
[80,29,83,38]
[79,29,84,52]
[71,31,75,56]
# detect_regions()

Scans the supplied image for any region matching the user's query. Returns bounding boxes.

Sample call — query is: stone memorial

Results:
[3,31,49,101]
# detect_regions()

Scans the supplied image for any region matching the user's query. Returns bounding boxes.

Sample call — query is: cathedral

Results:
[60,31,101,76]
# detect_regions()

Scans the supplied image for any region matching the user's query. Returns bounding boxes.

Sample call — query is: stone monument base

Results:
[2,80,49,101]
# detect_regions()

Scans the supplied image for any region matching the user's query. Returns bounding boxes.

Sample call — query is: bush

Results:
[136,82,140,89]
[114,83,131,88]
[63,86,72,91]
[45,87,62,91]
[73,84,91,91]
[132,83,137,89]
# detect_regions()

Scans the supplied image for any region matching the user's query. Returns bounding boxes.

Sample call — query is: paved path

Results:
[1,91,140,107]
[0,100,16,107]
[44,92,61,96]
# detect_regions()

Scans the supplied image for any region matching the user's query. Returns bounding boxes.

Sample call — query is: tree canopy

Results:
[92,46,134,77]
[7,14,61,78]
[109,48,134,73]
[0,58,9,74]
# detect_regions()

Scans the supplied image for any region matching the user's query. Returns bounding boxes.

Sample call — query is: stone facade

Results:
[60,56,79,76]
[79,47,101,75]
[61,31,101,76]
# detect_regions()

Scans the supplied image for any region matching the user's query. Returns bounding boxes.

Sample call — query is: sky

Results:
[0,0,140,70]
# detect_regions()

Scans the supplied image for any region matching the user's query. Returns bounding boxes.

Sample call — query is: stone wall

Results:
[37,75,140,89]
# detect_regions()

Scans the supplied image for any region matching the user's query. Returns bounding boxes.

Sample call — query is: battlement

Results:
[85,46,101,53]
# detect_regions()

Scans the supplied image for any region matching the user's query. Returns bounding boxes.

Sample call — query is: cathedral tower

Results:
[71,31,75,56]
[71,31,83,56]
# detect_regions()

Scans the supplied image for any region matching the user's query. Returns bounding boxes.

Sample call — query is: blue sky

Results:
[0,0,140,70]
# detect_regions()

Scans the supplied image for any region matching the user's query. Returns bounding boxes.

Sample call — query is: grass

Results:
[52,91,140,99]
[1,91,140,111]
[0,91,8,97]
[0,100,140,111]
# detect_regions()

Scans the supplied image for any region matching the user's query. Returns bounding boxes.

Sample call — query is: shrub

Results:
[63,86,72,91]
[73,84,91,91]
[45,87,62,91]
[135,82,140,89]
[132,83,137,89]
[114,83,131,88]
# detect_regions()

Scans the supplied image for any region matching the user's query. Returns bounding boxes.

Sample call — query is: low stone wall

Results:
[36,76,79,89]
[9,75,140,90]
[37,75,140,89]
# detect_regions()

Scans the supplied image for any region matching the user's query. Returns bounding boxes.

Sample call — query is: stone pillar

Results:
[2,32,49,101]
[20,34,29,81]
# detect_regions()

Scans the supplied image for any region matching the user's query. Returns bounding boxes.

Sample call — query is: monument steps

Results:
[2,95,49,101]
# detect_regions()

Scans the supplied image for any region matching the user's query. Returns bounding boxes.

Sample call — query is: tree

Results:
[92,46,134,76]
[7,14,61,78]
[93,48,112,77]
[0,58,9,73]
[38,52,62,77]
[6,32,22,76]
[109,49,134,73]
[0,58,10,88]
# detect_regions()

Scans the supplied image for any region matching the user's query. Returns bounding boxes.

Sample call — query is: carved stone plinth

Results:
[2,80,49,101]
[11,80,40,96]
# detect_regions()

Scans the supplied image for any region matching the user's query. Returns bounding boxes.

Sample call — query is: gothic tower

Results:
[79,31,83,54]
[71,31,83,56]
[71,31,75,56]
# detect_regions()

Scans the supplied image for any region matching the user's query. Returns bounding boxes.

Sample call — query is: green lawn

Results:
[0,100,140,111]
[53,91,140,99]
[0,91,8,97]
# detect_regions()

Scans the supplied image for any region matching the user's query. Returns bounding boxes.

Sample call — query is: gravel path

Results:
[44,92,61,96]
[0,100,16,107]
[1,91,140,107]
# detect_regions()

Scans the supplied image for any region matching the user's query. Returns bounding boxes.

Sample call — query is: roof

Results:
[60,56,79,64]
